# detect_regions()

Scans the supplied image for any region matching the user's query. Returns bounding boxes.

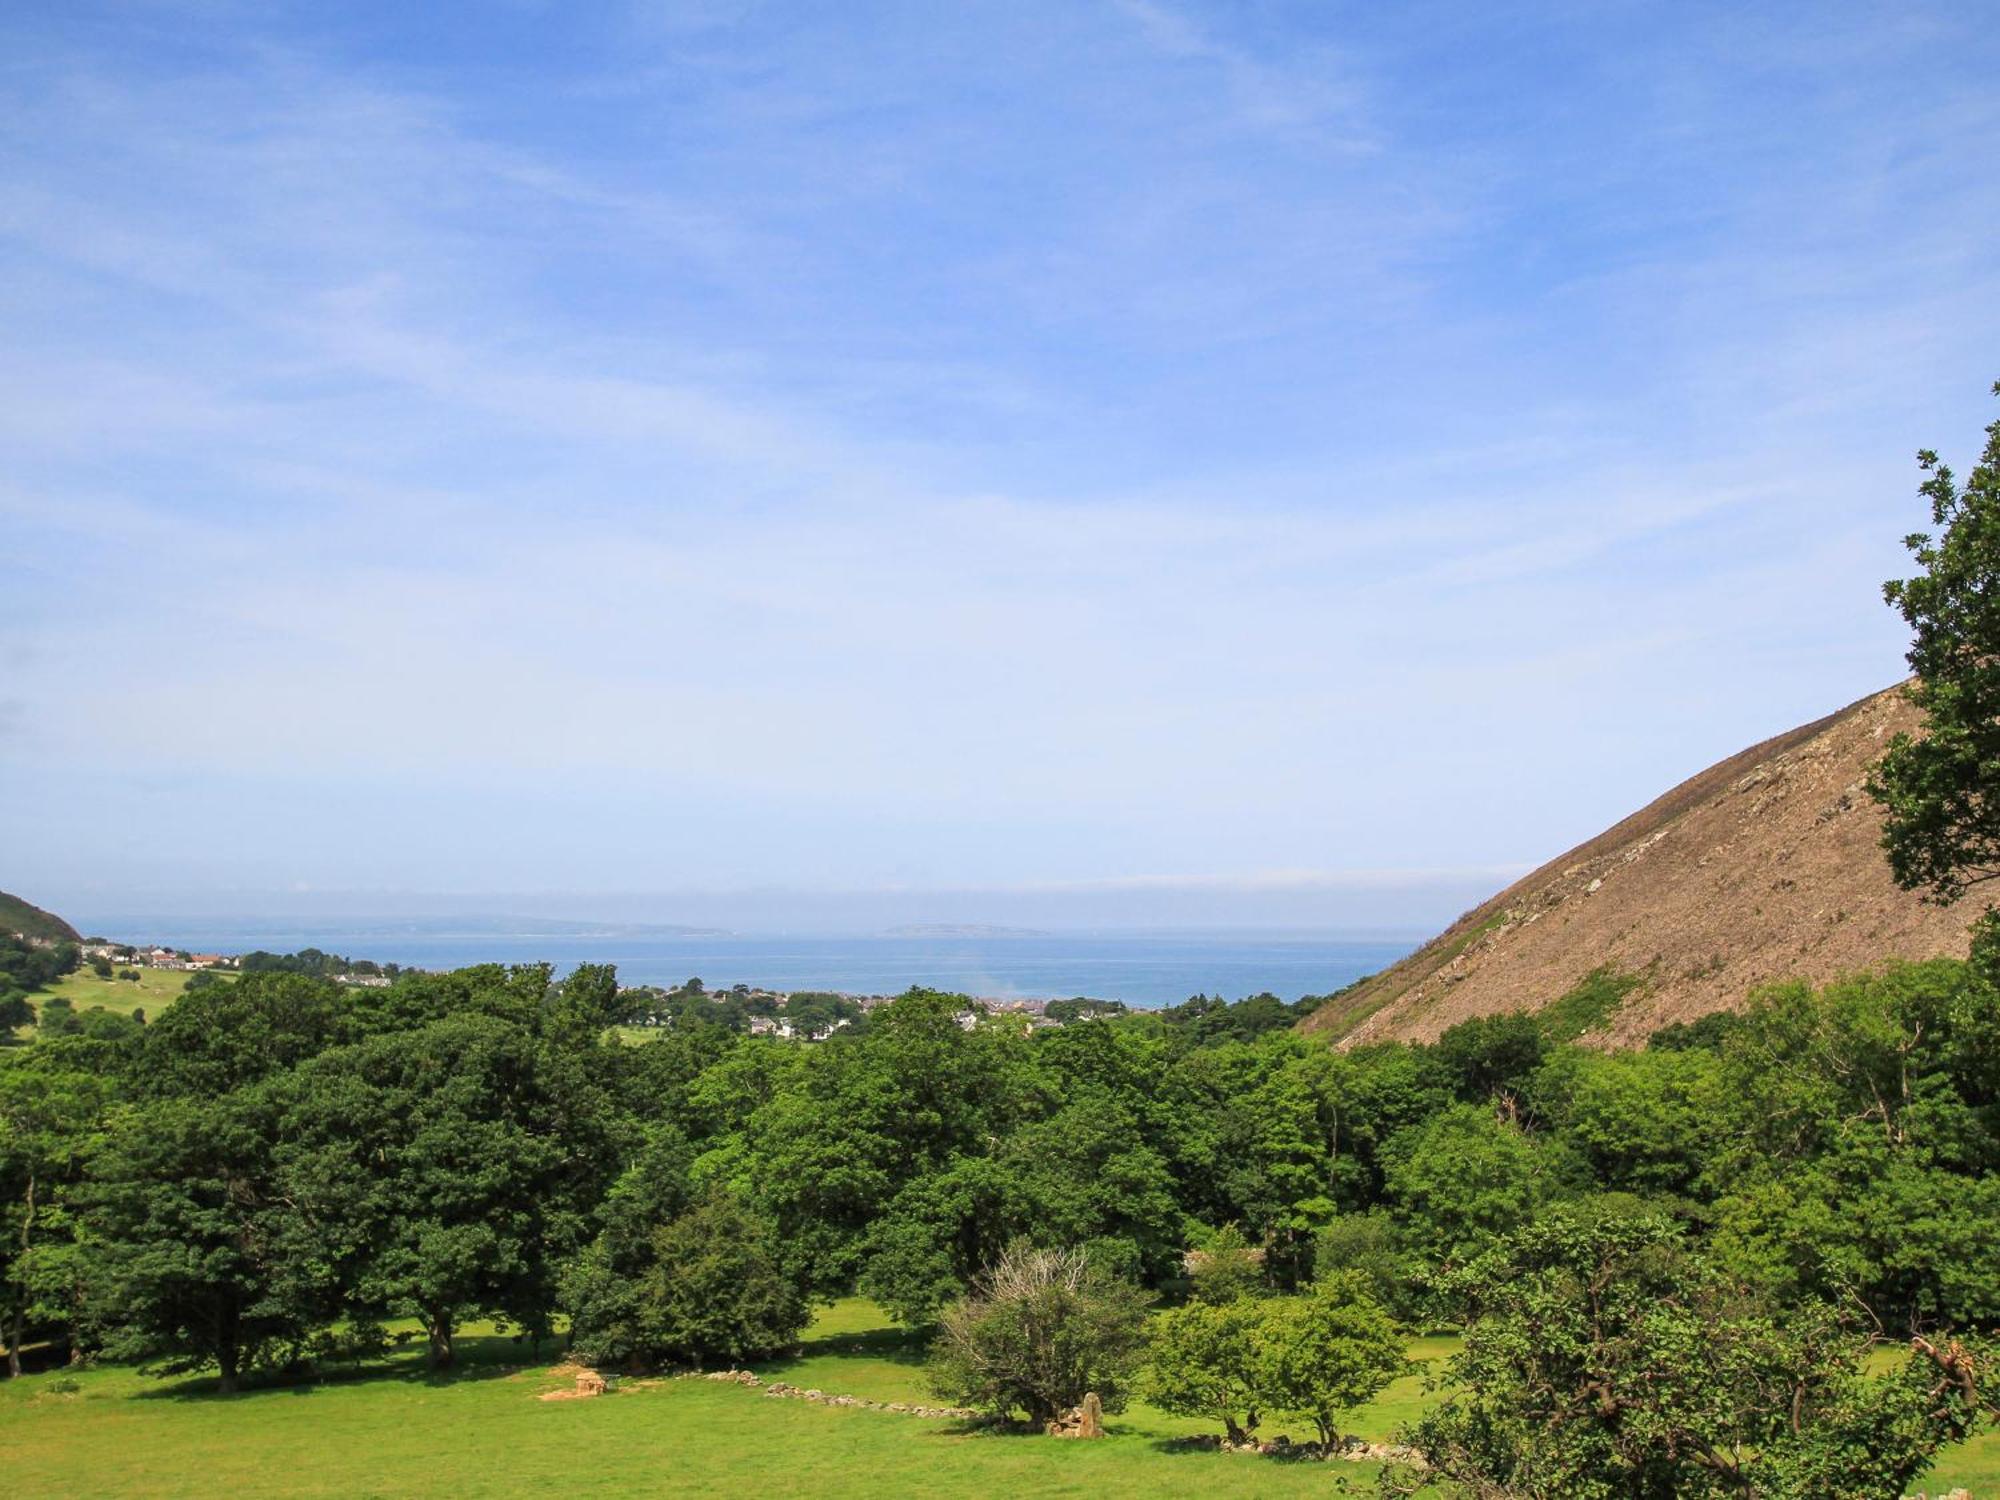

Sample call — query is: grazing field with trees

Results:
[0,1300,1451,1500]
[36,963,200,1019]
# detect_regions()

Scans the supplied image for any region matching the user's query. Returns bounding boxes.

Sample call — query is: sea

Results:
[77,924,1416,1009]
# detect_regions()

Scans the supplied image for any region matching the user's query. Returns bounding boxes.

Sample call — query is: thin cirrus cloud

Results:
[1,0,1996,927]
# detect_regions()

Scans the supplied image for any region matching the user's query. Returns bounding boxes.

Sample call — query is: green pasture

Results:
[4,1301,1996,1497]
[766,1299,1452,1446]
[42,965,199,1016]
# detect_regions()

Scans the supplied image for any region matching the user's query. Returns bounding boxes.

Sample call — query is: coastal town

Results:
[74,941,398,987]
[49,933,1130,1034]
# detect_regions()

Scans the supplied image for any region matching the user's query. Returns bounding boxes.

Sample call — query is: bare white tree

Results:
[928,1241,1149,1425]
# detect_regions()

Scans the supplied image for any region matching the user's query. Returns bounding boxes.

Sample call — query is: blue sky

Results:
[3,1,1996,930]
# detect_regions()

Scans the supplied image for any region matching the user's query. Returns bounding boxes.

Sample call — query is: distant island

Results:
[87,915,737,942]
[881,923,1049,939]
[423,916,734,939]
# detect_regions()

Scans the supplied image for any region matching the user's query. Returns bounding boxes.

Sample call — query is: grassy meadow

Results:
[6,963,221,1041]
[41,965,200,1016]
[6,1300,1997,1498]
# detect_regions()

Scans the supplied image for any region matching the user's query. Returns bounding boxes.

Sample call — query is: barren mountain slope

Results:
[1303,684,1971,1047]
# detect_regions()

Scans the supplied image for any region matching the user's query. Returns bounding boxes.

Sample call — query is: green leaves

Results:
[138,970,345,1097]
[86,1086,302,1389]
[1379,1103,1577,1269]
[1411,1210,1999,1499]
[280,1013,581,1360]
[564,1189,806,1370]
[1259,1272,1404,1448]
[1142,1272,1403,1448]
[1870,382,2000,909]
[1142,1296,1272,1441]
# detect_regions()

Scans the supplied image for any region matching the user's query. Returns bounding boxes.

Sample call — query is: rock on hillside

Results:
[1302,684,1971,1048]
[0,890,81,944]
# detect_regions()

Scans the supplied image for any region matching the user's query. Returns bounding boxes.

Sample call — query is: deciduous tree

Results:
[1259,1271,1403,1450]
[1142,1295,1271,1443]
[566,1186,805,1369]
[1870,384,2000,919]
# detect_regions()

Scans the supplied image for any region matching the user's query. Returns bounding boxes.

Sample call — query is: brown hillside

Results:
[1302,683,1971,1048]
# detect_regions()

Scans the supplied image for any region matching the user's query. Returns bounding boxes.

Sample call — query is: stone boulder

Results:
[1046,1391,1105,1438]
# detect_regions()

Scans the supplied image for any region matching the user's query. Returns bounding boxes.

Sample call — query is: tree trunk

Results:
[8,1171,34,1378]
[427,1309,454,1370]
[217,1298,241,1394]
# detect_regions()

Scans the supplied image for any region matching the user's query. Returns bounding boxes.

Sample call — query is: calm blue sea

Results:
[77,926,1415,1009]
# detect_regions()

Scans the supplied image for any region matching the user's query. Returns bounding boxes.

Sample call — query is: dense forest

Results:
[5,950,2000,1490]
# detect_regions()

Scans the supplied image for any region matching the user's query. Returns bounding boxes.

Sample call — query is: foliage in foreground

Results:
[1408,1210,1999,1500]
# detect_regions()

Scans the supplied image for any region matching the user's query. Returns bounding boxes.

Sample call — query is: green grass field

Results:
[6,965,216,1041]
[762,1299,1453,1446]
[4,1301,1996,1496]
[0,1303,1416,1498]
[41,964,198,1016]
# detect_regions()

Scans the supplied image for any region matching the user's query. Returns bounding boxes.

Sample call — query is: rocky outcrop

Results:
[536,1364,615,1401]
[1046,1392,1104,1438]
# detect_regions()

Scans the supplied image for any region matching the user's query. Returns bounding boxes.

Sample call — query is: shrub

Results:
[1144,1271,1404,1448]
[928,1242,1150,1425]
[37,997,82,1037]
[1538,967,1641,1041]
[1143,1296,1271,1443]
[1259,1271,1404,1449]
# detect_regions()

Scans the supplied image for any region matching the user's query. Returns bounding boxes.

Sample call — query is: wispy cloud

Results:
[2,1,1993,919]
[1107,0,1378,147]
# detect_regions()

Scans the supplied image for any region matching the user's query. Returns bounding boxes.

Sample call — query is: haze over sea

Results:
[71,923,1415,1009]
